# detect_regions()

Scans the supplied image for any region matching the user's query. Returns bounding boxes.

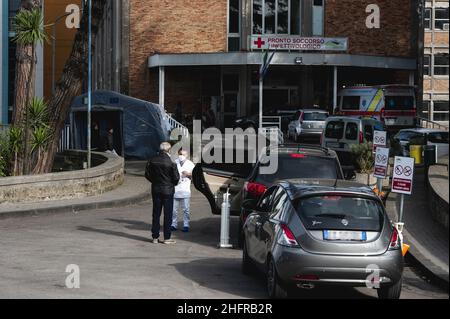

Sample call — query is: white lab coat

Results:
[174,159,195,199]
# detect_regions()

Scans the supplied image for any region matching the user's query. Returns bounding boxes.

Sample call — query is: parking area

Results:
[0,190,447,299]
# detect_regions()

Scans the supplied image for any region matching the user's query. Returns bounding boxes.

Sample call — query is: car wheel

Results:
[267,258,287,299]
[377,276,403,299]
[242,240,253,276]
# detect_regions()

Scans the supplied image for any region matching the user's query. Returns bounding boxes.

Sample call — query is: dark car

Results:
[242,180,404,299]
[192,144,345,245]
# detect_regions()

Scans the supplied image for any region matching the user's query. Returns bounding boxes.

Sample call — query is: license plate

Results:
[323,230,367,241]
[327,142,340,148]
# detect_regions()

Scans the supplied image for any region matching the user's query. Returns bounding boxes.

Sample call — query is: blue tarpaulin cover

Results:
[71,90,169,160]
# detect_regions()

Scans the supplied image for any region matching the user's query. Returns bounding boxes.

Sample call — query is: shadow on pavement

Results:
[77,225,153,243]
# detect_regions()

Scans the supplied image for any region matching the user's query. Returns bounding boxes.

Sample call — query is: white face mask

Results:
[179,155,187,162]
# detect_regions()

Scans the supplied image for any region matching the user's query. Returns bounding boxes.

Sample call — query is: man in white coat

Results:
[171,149,196,232]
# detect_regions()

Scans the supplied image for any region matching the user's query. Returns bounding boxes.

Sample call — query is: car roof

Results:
[300,109,328,113]
[326,116,380,122]
[273,144,338,157]
[275,179,377,200]
[398,128,448,134]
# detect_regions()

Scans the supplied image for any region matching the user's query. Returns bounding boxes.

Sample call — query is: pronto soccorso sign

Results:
[250,35,348,51]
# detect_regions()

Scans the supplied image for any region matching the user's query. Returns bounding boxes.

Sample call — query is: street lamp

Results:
[87,0,92,168]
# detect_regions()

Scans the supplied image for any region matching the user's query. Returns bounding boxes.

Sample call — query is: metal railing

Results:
[0,124,71,152]
[165,112,190,138]
[417,117,449,131]
[57,125,71,152]
[261,116,284,144]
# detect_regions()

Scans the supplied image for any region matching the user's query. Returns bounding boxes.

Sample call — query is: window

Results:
[271,188,288,218]
[345,122,358,140]
[434,8,449,30]
[253,0,302,35]
[342,96,360,110]
[312,0,324,36]
[385,96,415,110]
[434,54,449,76]
[228,0,241,51]
[257,187,277,212]
[424,54,431,76]
[325,121,345,139]
[364,125,374,142]
[428,132,449,144]
[424,8,431,29]
[433,101,449,122]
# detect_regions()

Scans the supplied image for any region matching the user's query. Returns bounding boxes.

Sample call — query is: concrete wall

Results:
[0,151,124,204]
[428,161,449,231]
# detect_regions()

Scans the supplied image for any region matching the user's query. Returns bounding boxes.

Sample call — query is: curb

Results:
[0,191,151,220]
[405,249,449,292]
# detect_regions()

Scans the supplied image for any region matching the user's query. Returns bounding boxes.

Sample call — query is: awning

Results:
[148,52,416,70]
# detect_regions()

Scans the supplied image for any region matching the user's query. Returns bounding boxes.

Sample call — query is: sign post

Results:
[391,156,415,223]
[373,131,388,194]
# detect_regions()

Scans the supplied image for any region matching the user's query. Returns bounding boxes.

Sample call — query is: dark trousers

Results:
[151,192,174,240]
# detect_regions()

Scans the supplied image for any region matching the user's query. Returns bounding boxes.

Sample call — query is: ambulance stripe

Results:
[368,90,383,112]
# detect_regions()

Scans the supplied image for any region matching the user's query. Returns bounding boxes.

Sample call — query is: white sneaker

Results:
[152,239,159,244]
[162,239,176,245]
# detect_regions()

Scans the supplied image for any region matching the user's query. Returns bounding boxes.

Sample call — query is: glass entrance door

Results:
[222,72,240,129]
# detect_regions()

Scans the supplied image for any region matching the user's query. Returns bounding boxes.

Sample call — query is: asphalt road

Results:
[0,191,448,299]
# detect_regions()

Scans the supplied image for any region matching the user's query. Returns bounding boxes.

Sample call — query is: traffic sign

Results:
[392,156,415,195]
[373,130,387,153]
[374,147,389,179]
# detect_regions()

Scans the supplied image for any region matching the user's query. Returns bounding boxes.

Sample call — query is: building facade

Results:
[0,0,78,125]
[422,0,449,124]
[93,0,420,130]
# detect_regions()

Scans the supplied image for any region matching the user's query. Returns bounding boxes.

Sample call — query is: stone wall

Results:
[0,151,124,204]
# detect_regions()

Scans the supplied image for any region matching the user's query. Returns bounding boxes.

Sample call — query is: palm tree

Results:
[34,0,107,174]
[12,6,48,175]
[31,125,52,174]
[8,127,24,177]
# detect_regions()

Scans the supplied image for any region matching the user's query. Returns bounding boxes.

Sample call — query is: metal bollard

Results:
[219,186,233,249]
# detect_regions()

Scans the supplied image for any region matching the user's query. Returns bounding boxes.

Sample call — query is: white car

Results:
[394,128,449,158]
[287,109,329,142]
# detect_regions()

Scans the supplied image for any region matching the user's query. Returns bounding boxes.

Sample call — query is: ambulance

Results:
[336,85,417,129]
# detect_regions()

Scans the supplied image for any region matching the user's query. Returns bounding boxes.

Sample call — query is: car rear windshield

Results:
[325,121,345,139]
[385,96,415,110]
[304,112,328,121]
[295,195,384,231]
[256,155,341,184]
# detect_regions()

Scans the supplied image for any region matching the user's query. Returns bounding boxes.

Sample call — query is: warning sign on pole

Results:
[373,131,387,153]
[374,147,389,179]
[392,156,415,195]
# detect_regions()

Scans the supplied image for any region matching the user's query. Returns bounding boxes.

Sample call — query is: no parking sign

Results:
[373,131,387,153]
[392,156,415,195]
[374,147,389,179]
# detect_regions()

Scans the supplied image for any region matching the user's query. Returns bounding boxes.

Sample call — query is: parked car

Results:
[241,179,404,299]
[321,116,386,170]
[287,109,329,142]
[393,128,449,158]
[192,144,345,246]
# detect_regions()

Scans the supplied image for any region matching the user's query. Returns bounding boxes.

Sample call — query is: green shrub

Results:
[351,142,374,174]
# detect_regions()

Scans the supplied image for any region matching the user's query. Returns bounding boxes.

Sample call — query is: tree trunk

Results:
[35,0,107,174]
[11,0,41,176]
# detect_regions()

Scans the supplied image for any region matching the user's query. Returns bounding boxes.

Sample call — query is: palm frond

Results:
[13,9,49,45]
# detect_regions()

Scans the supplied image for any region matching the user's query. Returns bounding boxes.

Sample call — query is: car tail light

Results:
[290,153,306,159]
[244,182,267,197]
[389,228,400,250]
[359,131,364,143]
[278,224,299,246]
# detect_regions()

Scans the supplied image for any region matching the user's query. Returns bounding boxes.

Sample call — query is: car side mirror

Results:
[242,199,257,212]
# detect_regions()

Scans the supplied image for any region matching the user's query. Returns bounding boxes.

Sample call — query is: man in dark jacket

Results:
[145,142,180,244]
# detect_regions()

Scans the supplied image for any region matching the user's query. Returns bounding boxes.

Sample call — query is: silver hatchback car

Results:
[242,179,404,299]
[287,109,329,142]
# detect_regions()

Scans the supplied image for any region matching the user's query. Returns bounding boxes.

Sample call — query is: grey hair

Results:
[160,142,172,153]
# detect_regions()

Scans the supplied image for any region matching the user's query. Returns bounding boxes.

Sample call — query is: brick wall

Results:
[129,0,228,101]
[325,0,414,58]
[425,32,450,47]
